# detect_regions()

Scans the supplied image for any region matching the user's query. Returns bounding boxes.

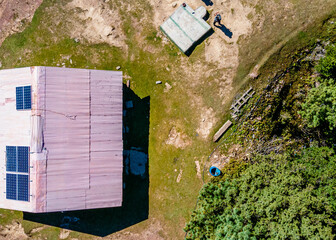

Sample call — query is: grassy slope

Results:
[0,0,335,239]
[0,0,209,239]
[235,0,336,88]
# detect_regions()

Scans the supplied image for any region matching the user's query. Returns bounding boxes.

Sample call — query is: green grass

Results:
[0,0,335,239]
[0,0,216,239]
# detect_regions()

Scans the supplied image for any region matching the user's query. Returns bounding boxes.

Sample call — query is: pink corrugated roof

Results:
[36,67,123,212]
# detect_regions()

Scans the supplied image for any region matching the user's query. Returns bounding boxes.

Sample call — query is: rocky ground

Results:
[0,0,42,46]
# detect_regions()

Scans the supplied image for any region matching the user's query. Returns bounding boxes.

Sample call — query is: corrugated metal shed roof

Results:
[0,67,123,213]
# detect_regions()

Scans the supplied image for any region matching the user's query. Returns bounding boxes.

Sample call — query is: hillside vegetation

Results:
[185,16,336,240]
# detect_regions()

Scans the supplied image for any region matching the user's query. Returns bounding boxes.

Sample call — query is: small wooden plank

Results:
[213,120,233,142]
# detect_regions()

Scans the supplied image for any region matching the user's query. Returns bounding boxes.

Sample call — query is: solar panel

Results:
[6,146,17,172]
[5,146,30,202]
[23,86,31,110]
[17,146,29,173]
[18,175,29,201]
[16,87,23,110]
[6,174,17,200]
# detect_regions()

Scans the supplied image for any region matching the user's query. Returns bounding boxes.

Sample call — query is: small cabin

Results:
[0,67,123,212]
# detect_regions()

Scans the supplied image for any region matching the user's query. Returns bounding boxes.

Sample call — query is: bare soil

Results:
[66,0,127,49]
[0,221,28,240]
[110,220,165,240]
[166,126,191,149]
[0,0,42,46]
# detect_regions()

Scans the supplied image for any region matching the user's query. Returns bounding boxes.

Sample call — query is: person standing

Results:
[213,12,222,26]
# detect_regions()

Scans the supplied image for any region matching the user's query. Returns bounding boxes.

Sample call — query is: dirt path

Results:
[244,25,307,85]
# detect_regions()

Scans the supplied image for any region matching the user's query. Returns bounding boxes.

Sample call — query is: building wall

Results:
[0,67,36,212]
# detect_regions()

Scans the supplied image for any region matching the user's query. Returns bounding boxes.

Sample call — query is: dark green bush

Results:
[316,45,336,79]
[300,44,336,131]
[185,147,336,239]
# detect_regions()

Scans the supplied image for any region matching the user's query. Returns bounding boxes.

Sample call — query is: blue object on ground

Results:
[209,166,221,177]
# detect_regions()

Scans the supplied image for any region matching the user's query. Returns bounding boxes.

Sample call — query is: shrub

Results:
[300,83,336,130]
[185,148,336,239]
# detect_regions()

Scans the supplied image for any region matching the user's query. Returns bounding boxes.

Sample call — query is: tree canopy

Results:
[300,45,336,131]
[185,147,336,239]
[300,83,336,130]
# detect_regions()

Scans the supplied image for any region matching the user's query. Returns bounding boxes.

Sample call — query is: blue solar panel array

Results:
[6,146,30,201]
[6,146,16,172]
[23,86,31,110]
[16,87,23,110]
[18,146,29,173]
[6,174,17,200]
[16,86,31,110]
[18,175,29,201]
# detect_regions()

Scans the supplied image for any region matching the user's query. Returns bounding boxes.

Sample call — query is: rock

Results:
[74,38,80,43]
[69,59,72,64]
[156,81,162,84]
[164,82,172,92]
[176,169,183,183]
[126,79,130,87]
[59,229,70,239]
[249,72,259,79]
[116,66,121,70]
[195,161,201,178]
[172,2,177,8]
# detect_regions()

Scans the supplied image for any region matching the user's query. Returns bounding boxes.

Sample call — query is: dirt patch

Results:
[152,0,255,116]
[66,0,126,49]
[27,226,46,235]
[0,221,28,240]
[195,160,201,178]
[111,220,166,240]
[59,229,71,239]
[197,107,217,139]
[204,0,253,102]
[0,0,42,46]
[166,126,191,149]
[176,169,183,183]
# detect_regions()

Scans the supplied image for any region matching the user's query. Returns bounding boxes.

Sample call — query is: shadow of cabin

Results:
[185,28,214,56]
[24,85,150,237]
